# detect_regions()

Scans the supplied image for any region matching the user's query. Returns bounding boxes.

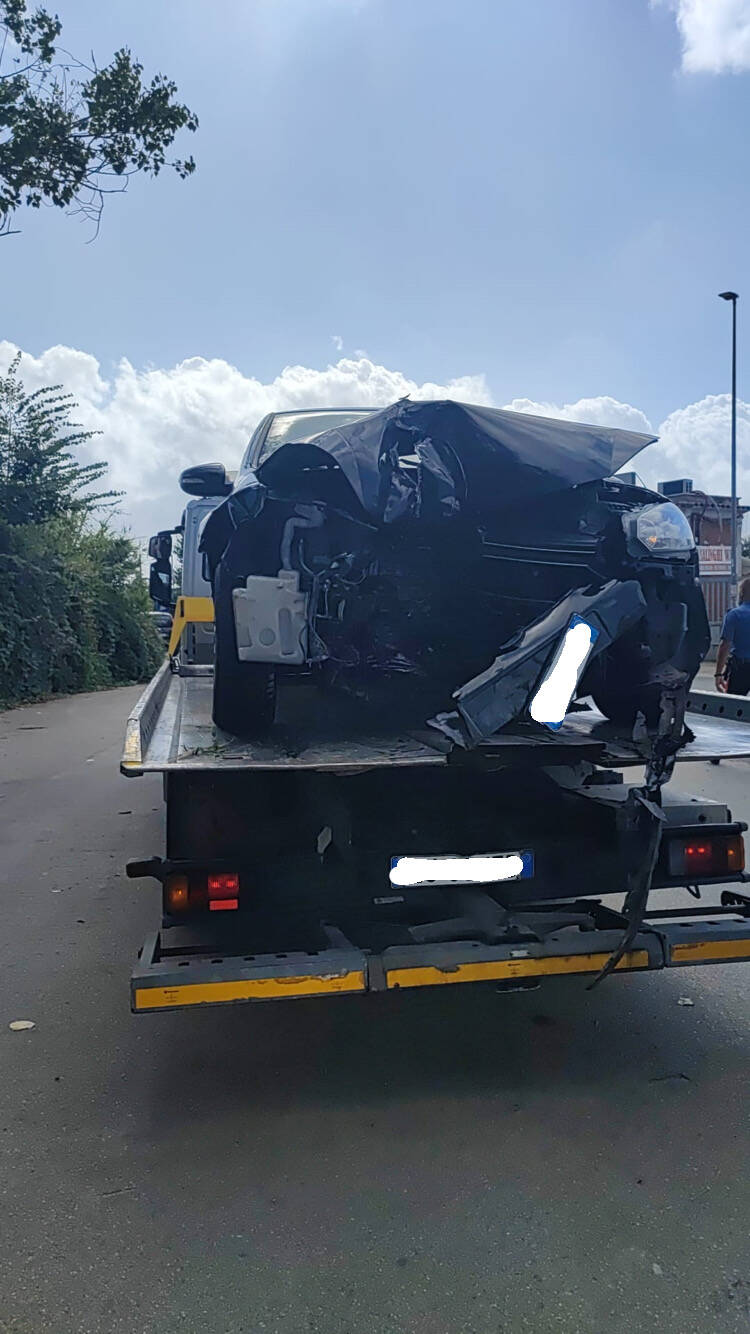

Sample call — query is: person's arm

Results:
[715,637,731,692]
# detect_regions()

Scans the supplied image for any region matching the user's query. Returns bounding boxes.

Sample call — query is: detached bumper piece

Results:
[131,909,750,1013]
[429,579,647,747]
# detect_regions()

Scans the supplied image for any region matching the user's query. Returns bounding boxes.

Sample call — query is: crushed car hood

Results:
[247,399,657,525]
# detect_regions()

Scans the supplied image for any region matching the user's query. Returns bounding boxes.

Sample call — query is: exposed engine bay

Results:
[199,400,710,745]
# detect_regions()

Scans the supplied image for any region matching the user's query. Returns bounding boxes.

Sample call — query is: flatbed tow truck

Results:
[122,586,750,1014]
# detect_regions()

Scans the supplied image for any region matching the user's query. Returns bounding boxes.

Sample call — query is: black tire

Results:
[212,561,277,736]
[590,680,662,728]
[587,646,662,728]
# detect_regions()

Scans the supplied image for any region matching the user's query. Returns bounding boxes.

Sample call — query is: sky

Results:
[4,0,750,537]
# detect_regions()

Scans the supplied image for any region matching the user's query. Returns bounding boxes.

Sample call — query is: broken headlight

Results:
[627,502,695,556]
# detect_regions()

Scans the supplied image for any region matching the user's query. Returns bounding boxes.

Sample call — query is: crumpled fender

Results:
[199,473,267,571]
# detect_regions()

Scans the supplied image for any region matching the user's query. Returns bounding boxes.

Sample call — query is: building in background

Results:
[655,480,748,652]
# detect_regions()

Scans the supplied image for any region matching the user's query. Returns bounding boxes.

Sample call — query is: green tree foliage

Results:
[0,519,162,704]
[0,354,161,706]
[0,0,198,236]
[0,352,117,522]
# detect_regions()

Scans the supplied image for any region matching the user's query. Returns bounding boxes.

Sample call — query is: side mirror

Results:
[179,462,233,497]
[148,531,173,561]
[149,565,172,607]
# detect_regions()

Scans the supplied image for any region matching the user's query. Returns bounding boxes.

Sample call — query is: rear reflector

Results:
[667,834,745,879]
[209,898,239,912]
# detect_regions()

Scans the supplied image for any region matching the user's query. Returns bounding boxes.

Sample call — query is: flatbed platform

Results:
[122,662,750,776]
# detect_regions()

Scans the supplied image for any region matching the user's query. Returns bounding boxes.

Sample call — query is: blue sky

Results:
[4,0,750,532]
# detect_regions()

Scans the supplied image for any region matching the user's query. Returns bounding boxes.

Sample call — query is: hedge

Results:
[0,518,163,708]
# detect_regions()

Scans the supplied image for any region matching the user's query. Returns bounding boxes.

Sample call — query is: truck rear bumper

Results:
[132,910,750,1013]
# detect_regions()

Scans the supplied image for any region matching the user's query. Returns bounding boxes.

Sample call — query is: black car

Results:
[195,400,709,740]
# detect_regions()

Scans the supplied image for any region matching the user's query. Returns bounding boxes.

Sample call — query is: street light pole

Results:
[719,291,739,593]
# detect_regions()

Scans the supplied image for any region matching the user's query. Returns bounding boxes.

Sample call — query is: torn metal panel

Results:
[431,579,647,747]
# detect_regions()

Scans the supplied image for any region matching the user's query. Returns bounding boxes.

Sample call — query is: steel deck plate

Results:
[122,669,750,776]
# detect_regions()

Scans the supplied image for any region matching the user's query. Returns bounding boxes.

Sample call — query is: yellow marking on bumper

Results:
[134,969,365,1010]
[386,950,650,990]
[671,939,750,965]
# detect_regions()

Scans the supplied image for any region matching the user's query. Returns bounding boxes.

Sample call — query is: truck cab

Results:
[147,462,234,669]
[178,496,221,665]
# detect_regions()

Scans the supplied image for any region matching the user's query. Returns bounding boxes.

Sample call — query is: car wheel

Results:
[590,680,663,728]
[212,561,277,736]
[587,646,662,728]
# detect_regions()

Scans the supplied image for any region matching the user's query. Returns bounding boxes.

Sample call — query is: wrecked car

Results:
[194,400,710,741]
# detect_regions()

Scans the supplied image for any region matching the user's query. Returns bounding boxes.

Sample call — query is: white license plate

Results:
[389,851,534,888]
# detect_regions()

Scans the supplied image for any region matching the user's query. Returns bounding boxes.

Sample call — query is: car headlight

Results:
[627,502,695,556]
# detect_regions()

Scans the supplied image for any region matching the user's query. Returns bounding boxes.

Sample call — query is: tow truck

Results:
[123,491,750,1014]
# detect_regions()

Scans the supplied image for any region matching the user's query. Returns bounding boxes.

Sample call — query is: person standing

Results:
[716,577,750,695]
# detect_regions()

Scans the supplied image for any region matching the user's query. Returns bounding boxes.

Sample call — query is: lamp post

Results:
[719,291,739,593]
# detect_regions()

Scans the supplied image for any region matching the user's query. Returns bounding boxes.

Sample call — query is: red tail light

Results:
[207,871,239,911]
[668,834,745,879]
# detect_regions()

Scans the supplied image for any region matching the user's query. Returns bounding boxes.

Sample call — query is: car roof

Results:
[266,407,373,419]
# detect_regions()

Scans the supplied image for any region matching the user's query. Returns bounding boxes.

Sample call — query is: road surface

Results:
[0,685,748,1334]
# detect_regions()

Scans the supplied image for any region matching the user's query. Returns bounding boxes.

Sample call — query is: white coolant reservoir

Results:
[232,569,309,664]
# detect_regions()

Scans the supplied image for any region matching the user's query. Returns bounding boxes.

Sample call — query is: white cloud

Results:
[330,334,344,351]
[503,394,654,435]
[2,339,747,537]
[500,391,748,521]
[658,0,750,73]
[0,342,490,535]
[651,393,750,499]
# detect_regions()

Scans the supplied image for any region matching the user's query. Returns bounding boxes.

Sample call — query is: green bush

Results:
[0,518,162,707]
[0,352,163,709]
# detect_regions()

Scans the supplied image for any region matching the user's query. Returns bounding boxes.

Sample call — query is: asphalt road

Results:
[1,685,749,1334]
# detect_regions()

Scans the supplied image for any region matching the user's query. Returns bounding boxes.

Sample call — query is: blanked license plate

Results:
[389,851,534,888]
